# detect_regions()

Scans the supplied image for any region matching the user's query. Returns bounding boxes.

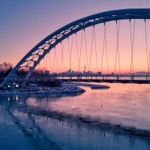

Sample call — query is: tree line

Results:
[0,62,13,78]
[0,62,49,79]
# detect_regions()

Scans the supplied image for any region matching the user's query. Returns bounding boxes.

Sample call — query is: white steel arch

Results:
[1,8,150,87]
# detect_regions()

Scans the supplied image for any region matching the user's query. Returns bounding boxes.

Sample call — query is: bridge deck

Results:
[60,78,150,84]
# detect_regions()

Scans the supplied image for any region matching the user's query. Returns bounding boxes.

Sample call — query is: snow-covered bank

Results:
[72,82,110,89]
[0,84,85,96]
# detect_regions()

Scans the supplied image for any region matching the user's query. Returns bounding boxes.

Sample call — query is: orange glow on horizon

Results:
[1,17,150,75]
[33,20,150,75]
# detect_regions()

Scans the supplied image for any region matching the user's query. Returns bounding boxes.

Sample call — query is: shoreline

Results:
[0,82,110,96]
[0,84,85,96]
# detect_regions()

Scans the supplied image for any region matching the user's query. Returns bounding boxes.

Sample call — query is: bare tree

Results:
[0,62,13,77]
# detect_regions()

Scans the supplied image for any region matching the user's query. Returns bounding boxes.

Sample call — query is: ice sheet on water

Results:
[24,83,150,131]
[1,84,150,150]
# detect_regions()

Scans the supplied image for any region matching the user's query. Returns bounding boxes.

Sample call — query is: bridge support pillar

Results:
[131,75,134,81]
[116,75,119,80]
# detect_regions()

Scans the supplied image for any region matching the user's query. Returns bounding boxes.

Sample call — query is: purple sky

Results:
[0,0,150,72]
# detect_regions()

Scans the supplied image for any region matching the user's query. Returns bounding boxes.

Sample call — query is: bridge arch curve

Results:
[1,8,150,87]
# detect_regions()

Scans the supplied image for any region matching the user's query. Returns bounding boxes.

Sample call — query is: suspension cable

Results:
[43,54,46,71]
[60,42,65,73]
[75,32,83,72]
[75,33,79,72]
[101,23,109,74]
[149,50,150,80]
[45,52,49,71]
[48,51,52,73]
[144,19,149,77]
[105,24,109,74]
[52,48,55,73]
[114,20,121,74]
[67,36,73,72]
[37,51,41,72]
[93,25,98,73]
[53,47,58,73]
[83,29,88,72]
[129,19,136,75]
[78,30,84,72]
[88,26,95,71]
[38,58,41,72]
[101,24,105,74]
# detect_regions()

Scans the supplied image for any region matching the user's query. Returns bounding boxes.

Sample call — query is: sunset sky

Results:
[1,0,150,73]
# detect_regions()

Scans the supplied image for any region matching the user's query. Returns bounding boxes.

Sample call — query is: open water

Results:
[0,83,150,150]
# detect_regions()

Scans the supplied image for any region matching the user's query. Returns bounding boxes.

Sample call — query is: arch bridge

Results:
[1,8,150,87]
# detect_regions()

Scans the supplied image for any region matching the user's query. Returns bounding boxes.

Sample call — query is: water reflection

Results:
[3,108,150,150]
[0,83,150,150]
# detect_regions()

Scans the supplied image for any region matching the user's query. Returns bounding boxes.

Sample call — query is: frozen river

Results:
[0,82,150,150]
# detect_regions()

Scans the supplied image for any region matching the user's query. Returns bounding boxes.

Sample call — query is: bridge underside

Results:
[25,74,150,84]
[60,78,150,84]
